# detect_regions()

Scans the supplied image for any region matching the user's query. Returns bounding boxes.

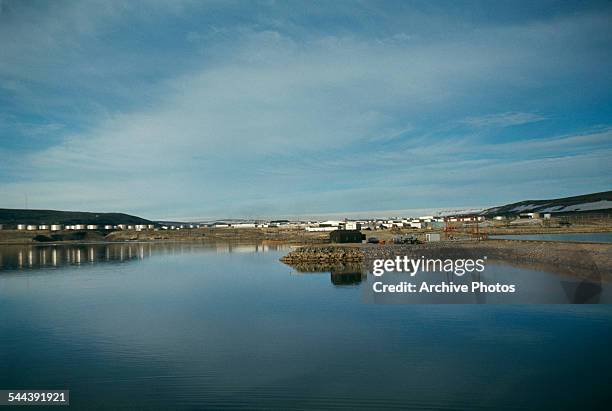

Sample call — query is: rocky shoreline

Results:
[280,245,364,264]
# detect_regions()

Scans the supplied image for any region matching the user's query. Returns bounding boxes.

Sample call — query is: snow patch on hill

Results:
[540,200,612,213]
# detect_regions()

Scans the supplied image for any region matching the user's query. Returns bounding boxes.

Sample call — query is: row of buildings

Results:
[1,212,551,233]
[3,224,156,231]
[304,215,486,232]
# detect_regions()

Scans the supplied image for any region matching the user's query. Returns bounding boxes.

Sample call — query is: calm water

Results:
[1,242,611,410]
[490,232,612,243]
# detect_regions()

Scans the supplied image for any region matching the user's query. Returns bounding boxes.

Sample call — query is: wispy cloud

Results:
[1,1,611,218]
[461,112,547,128]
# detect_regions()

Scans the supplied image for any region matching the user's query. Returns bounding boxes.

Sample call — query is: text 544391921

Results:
[0,390,69,406]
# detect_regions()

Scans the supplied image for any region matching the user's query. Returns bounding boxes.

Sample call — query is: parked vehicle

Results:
[392,235,421,244]
[367,237,379,244]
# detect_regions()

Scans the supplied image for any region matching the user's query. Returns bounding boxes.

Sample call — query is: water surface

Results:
[1,242,610,410]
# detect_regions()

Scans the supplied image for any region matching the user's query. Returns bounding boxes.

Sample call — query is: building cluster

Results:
[161,220,305,230]
[303,215,476,232]
[5,224,155,231]
[1,212,557,233]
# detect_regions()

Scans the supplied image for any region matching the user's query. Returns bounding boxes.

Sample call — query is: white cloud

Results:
[462,112,547,128]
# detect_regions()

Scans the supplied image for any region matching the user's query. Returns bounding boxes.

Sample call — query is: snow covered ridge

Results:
[539,200,612,213]
[481,190,612,216]
[507,200,612,213]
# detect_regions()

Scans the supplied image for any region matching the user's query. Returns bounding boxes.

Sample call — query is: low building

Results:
[104,225,113,230]
[86,225,98,230]
[519,212,540,219]
[232,223,256,228]
[50,224,62,231]
[345,221,362,230]
[425,233,441,242]
[305,226,337,232]
[320,220,343,228]
[330,230,365,244]
[74,224,86,230]
[17,224,26,230]
[26,225,37,231]
[38,225,49,230]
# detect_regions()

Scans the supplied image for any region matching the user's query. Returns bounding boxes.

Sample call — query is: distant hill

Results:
[0,208,154,226]
[481,190,612,217]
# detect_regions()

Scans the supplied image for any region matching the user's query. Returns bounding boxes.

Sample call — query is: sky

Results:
[1,0,611,220]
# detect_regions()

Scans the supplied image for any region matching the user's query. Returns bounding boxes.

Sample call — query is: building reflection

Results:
[288,263,366,286]
[330,267,364,286]
[0,241,291,271]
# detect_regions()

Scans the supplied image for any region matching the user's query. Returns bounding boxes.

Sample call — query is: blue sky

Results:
[1,0,611,220]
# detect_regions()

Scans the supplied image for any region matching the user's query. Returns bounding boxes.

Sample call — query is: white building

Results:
[26,225,37,230]
[74,224,86,230]
[17,224,26,230]
[345,221,361,230]
[305,226,337,232]
[38,225,49,230]
[305,220,342,231]
[50,224,62,231]
[519,212,540,219]
[232,223,257,228]
[86,225,98,230]
[426,233,441,242]
[320,220,343,227]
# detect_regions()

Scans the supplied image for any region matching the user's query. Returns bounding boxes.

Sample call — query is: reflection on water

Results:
[330,269,364,286]
[1,242,611,410]
[289,263,366,287]
[0,242,291,270]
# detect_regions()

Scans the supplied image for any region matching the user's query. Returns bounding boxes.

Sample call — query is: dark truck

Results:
[392,235,421,244]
